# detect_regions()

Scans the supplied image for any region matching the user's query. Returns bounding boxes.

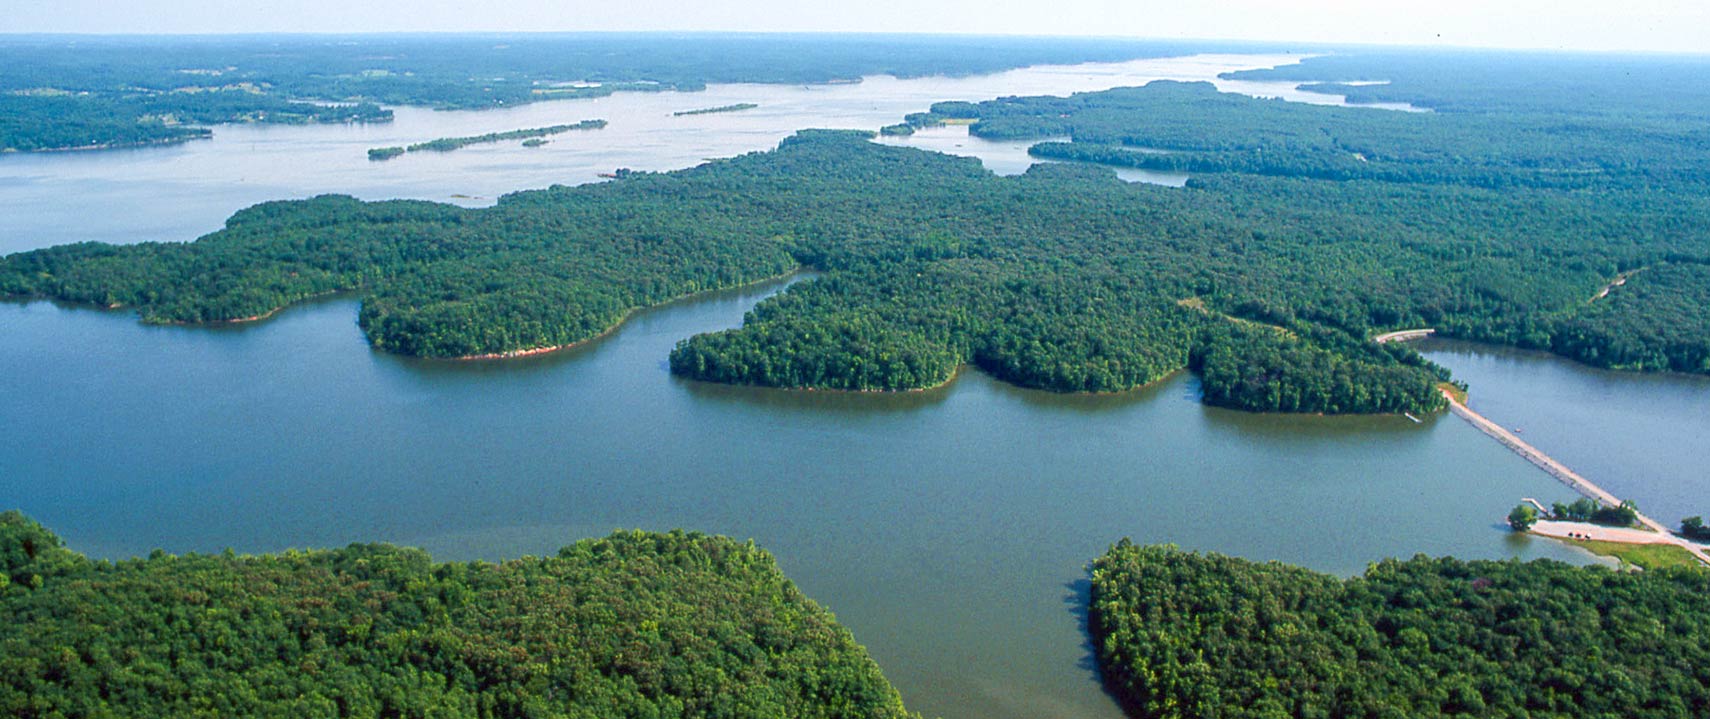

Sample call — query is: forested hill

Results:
[916,79,1710,376]
[4,114,1707,411]
[0,511,913,718]
[1089,543,1710,718]
[0,33,1212,151]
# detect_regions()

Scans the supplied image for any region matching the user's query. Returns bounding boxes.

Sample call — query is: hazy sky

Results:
[9,0,1709,55]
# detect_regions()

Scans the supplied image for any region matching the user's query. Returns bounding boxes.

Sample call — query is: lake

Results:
[0,53,1679,719]
[0,52,1409,255]
[1,280,1623,719]
[1418,339,1710,528]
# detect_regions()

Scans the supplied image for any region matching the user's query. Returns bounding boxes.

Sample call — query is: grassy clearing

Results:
[1574,539,1702,571]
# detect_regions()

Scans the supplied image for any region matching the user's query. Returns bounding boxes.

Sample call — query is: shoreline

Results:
[714,363,1198,398]
[1442,387,1710,566]
[449,268,806,361]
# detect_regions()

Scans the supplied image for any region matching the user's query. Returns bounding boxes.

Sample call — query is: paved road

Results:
[1442,390,1710,566]
[1368,326,1708,566]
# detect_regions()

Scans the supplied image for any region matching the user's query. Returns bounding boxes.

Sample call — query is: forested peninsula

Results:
[5,75,1708,413]
[368,120,606,160]
[0,511,912,718]
[1089,542,1710,718]
[674,103,759,116]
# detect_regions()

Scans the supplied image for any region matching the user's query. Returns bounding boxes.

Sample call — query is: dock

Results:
[1372,328,1436,344]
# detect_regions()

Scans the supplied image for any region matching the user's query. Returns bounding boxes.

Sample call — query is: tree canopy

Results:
[6,69,1709,412]
[1090,542,1710,718]
[0,511,912,719]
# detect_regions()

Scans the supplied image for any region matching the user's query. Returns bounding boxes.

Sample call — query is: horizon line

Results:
[1,31,1706,59]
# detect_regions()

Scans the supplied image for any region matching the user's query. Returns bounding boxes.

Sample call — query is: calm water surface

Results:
[1419,339,1710,526]
[0,54,1647,719]
[3,283,1605,719]
[0,52,1408,254]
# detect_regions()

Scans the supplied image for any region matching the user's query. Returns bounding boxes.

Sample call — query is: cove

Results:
[2,278,1601,719]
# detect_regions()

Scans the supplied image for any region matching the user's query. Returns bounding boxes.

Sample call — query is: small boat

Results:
[1403,412,1422,424]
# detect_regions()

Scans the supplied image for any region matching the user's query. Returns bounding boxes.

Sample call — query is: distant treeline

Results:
[0,92,388,152]
[368,119,606,160]
[673,103,758,116]
[0,34,1212,151]
[1091,542,1710,718]
[0,511,913,718]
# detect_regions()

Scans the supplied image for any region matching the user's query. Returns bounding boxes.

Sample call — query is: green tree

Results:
[1682,516,1708,540]
[1508,503,1538,531]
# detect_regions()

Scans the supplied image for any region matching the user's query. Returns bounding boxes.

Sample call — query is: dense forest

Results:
[1,130,1463,413]
[1089,542,1710,718]
[368,120,606,160]
[0,33,1210,151]
[926,79,1710,375]
[6,59,1710,411]
[0,511,912,718]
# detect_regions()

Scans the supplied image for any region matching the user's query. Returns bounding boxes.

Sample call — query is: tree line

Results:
[1090,541,1710,718]
[0,511,913,718]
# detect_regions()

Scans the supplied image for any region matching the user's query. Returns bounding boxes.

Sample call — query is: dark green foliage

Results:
[1193,322,1447,414]
[1552,498,1639,528]
[938,79,1710,377]
[1682,516,1710,541]
[879,123,915,136]
[1591,502,1641,528]
[0,33,1210,151]
[9,58,1710,409]
[1549,264,1710,373]
[0,511,89,592]
[386,120,607,156]
[901,112,945,129]
[0,130,1450,411]
[0,512,911,718]
[1090,542,1710,718]
[673,103,759,116]
[964,79,1710,189]
[1507,504,1538,531]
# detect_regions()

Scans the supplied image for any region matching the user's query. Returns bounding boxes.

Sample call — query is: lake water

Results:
[2,281,1619,719]
[1419,339,1710,527]
[0,53,1666,719]
[0,52,1407,255]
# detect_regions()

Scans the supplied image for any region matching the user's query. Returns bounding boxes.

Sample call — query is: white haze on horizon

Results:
[7,0,1710,56]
